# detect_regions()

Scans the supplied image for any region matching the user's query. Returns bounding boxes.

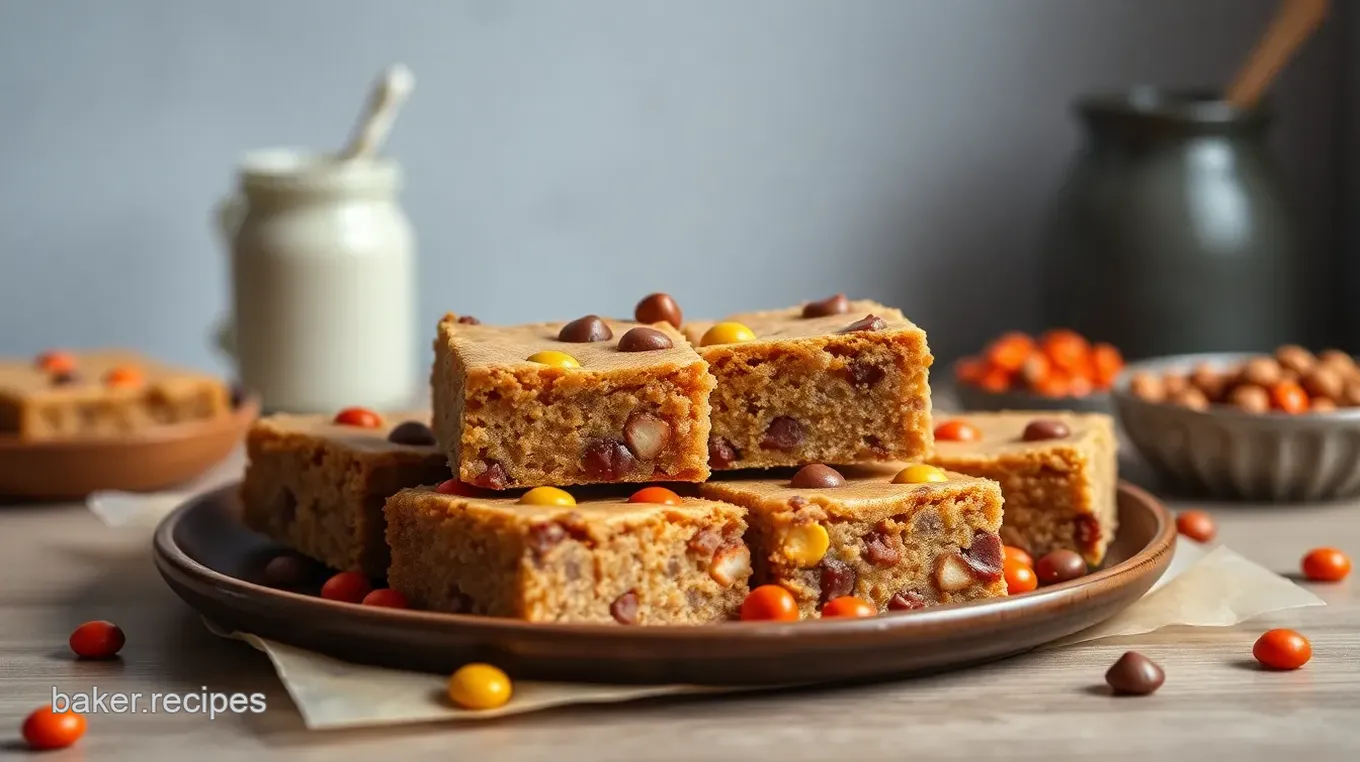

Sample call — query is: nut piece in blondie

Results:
[701,463,1005,617]
[927,411,1118,566]
[241,411,450,577]
[0,350,231,440]
[384,485,749,623]
[681,298,933,470]
[431,314,714,489]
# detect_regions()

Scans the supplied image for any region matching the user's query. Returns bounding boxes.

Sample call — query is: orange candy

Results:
[1004,558,1037,595]
[1270,381,1309,414]
[821,596,877,618]
[1176,510,1216,543]
[985,332,1035,372]
[1040,329,1092,375]
[103,366,142,388]
[334,407,383,428]
[320,571,372,603]
[361,588,410,608]
[1003,545,1033,568]
[1031,371,1072,398]
[435,479,478,496]
[21,707,86,751]
[69,620,125,660]
[1092,343,1124,387]
[1253,628,1312,670]
[1301,547,1352,582]
[955,356,986,384]
[36,350,77,375]
[934,420,980,443]
[740,585,799,622]
[978,367,1013,393]
[628,486,683,505]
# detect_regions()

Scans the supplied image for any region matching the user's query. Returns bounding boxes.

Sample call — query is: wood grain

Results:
[1,458,1357,760]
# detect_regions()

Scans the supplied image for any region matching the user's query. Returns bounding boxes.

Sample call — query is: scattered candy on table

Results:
[1175,510,1217,543]
[69,620,125,660]
[1253,629,1312,670]
[21,707,86,751]
[1301,547,1351,582]
[1104,652,1165,696]
[448,663,513,710]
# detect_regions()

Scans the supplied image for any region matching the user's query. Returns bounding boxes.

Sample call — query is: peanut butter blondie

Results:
[680,297,933,470]
[384,484,750,623]
[700,463,1005,617]
[0,350,231,440]
[431,314,714,489]
[928,411,1117,566]
[241,410,450,577]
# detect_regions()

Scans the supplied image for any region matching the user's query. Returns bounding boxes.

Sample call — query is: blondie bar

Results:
[701,463,1005,617]
[0,350,231,440]
[928,411,1117,566]
[241,410,451,577]
[431,313,714,489]
[681,297,933,470]
[384,484,750,623]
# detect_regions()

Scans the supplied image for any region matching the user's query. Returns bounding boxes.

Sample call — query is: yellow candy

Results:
[518,486,576,506]
[700,322,756,347]
[448,663,513,710]
[779,522,830,567]
[893,464,948,484]
[527,350,580,368]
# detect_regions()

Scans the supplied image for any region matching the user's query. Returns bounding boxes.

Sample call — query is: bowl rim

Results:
[0,395,262,450]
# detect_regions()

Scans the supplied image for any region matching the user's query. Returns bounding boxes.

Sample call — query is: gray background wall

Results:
[0,0,1343,376]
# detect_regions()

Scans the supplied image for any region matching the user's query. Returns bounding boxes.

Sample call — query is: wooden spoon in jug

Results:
[339,64,416,160]
[1224,0,1328,109]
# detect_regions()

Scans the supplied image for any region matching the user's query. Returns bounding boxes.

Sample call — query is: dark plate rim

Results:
[153,480,1176,645]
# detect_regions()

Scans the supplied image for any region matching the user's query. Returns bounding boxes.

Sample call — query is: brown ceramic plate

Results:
[0,397,259,500]
[153,480,1174,686]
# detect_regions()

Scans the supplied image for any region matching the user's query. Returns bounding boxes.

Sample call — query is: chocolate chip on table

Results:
[761,416,805,450]
[634,293,683,329]
[261,554,310,589]
[1034,549,1087,586]
[582,438,636,480]
[617,326,674,352]
[888,591,927,611]
[527,522,568,558]
[387,420,437,446]
[818,559,857,605]
[471,460,509,490]
[623,411,671,460]
[838,314,887,334]
[456,315,481,325]
[790,464,845,489]
[610,590,640,624]
[1104,651,1165,696]
[802,293,850,318]
[1021,419,1070,442]
[708,436,740,469]
[557,314,613,343]
[960,530,1004,582]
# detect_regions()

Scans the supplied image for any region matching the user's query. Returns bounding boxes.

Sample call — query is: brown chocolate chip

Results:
[761,416,805,451]
[456,315,481,325]
[789,464,845,489]
[387,420,437,446]
[687,528,722,558]
[1105,651,1165,696]
[862,434,889,457]
[961,530,1004,582]
[51,371,81,386]
[1022,419,1070,441]
[623,411,671,460]
[863,530,901,568]
[261,554,310,589]
[582,438,636,480]
[527,522,568,559]
[838,314,887,334]
[845,360,886,387]
[708,436,740,469]
[558,314,613,343]
[471,460,509,489]
[818,559,857,605]
[1034,549,1087,586]
[634,293,683,329]
[802,293,850,318]
[617,326,674,352]
[610,590,640,624]
[887,591,927,611]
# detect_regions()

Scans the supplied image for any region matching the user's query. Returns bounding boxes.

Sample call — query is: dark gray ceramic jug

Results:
[1039,89,1303,360]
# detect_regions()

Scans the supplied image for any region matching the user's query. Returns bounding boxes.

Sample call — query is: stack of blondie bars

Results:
[242,295,1118,624]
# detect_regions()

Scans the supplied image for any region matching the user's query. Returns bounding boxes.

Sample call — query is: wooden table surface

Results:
[1,456,1356,761]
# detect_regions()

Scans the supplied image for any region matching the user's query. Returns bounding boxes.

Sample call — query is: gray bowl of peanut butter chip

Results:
[1112,348,1360,502]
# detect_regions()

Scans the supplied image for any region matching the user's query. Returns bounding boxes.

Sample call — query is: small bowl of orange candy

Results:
[952,329,1123,413]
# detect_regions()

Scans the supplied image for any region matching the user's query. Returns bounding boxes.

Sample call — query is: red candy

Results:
[333,407,383,428]
[627,486,683,505]
[435,478,478,496]
[320,571,372,603]
[361,589,410,609]
[22,707,86,751]
[69,620,125,660]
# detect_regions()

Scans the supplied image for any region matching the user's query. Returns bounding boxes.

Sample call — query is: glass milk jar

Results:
[221,151,416,413]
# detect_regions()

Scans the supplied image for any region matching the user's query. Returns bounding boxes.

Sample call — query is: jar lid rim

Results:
[1076,88,1270,126]
[238,149,401,189]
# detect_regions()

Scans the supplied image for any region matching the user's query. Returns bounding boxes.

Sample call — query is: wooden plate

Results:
[0,397,259,500]
[154,481,1174,686]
